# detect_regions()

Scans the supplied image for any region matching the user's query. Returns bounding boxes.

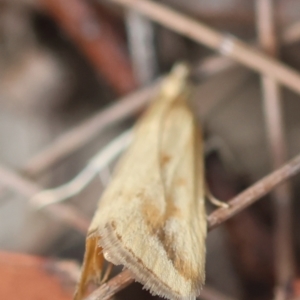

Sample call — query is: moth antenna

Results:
[205,183,229,208]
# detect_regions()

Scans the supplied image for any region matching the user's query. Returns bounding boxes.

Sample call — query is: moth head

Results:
[161,62,191,100]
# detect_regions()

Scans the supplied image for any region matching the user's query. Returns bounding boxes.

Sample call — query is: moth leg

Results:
[100,262,114,284]
[205,183,229,208]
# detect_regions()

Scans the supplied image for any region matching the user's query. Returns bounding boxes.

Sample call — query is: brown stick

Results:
[195,20,300,79]
[84,268,237,300]
[85,269,134,300]
[108,0,300,96]
[83,152,300,299]
[20,14,300,180]
[255,1,295,299]
[20,15,300,181]
[208,153,300,229]
[2,143,300,300]
[21,83,158,178]
[41,0,136,94]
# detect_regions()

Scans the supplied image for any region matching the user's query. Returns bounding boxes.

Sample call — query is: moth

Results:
[75,63,207,300]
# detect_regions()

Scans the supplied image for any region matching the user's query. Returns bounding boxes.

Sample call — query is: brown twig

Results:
[19,12,300,180]
[85,269,134,300]
[84,267,236,300]
[255,1,295,299]
[107,0,300,95]
[41,0,136,94]
[195,20,300,79]
[207,153,300,229]
[49,259,237,300]
[21,82,159,178]
[1,125,300,300]
[0,165,89,234]
[83,152,300,299]
[18,11,300,181]
[206,153,274,298]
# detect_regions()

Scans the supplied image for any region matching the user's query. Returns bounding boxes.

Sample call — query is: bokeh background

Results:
[1,0,300,299]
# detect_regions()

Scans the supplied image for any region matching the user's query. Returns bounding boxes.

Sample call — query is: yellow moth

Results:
[75,63,206,300]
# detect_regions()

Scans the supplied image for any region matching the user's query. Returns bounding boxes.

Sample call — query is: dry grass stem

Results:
[107,0,300,95]
[255,1,295,298]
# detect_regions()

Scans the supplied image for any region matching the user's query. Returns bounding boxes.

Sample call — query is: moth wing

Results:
[93,94,205,299]
[76,64,206,300]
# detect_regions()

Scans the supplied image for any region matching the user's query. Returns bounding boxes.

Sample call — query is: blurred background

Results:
[1,0,300,299]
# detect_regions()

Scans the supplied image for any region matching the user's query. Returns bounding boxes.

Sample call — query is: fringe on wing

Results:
[98,222,203,300]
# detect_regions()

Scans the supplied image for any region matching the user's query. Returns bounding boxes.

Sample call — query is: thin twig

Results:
[18,17,300,181]
[31,129,133,208]
[0,165,89,234]
[195,20,300,79]
[107,0,300,95]
[208,153,300,228]
[20,13,300,181]
[83,152,300,299]
[41,0,136,94]
[84,267,236,300]
[21,82,159,178]
[255,1,295,299]
[1,133,300,300]
[85,269,134,300]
